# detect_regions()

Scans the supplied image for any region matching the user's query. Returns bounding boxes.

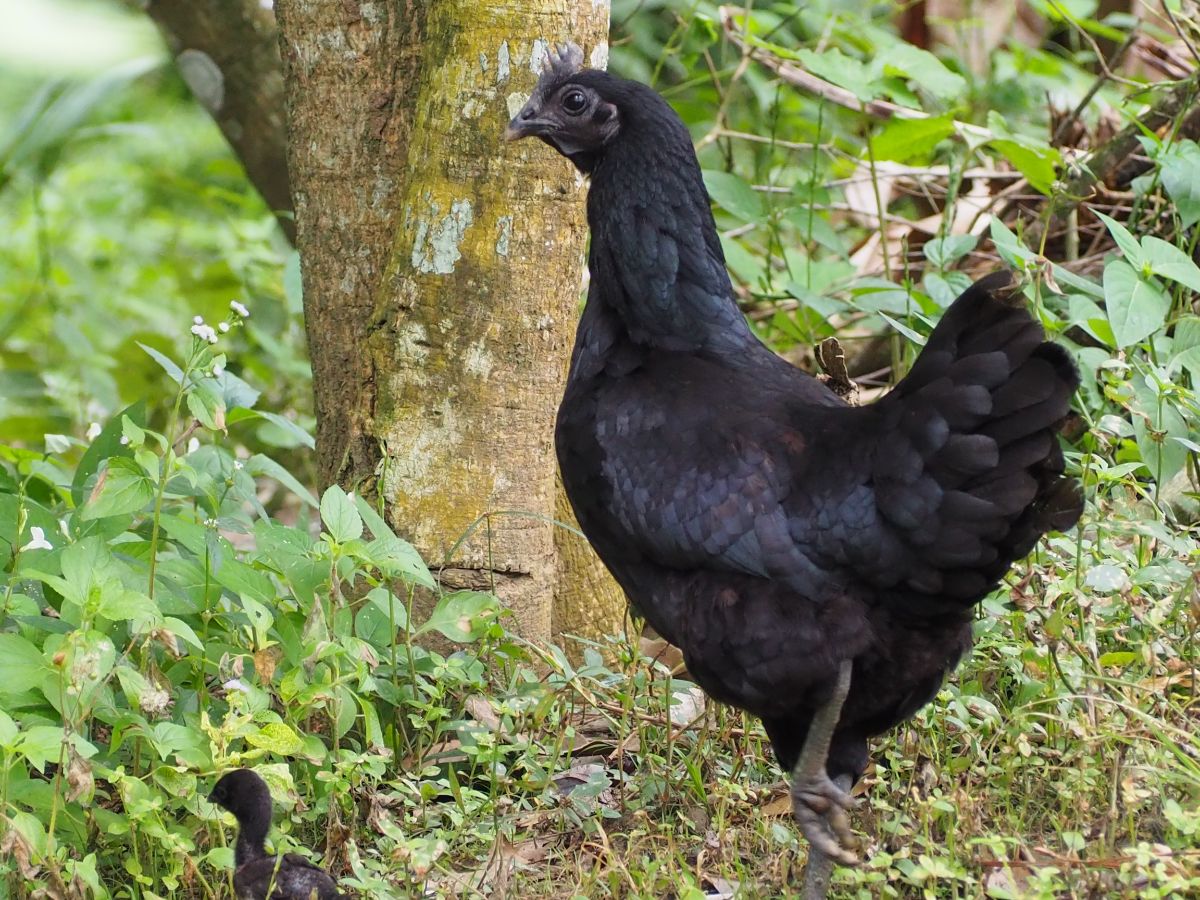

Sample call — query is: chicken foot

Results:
[792,658,859,893]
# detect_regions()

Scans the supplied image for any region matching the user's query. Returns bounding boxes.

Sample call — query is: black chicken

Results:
[209,769,344,900]
[505,46,1082,893]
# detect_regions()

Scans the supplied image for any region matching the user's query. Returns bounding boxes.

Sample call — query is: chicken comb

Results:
[542,43,584,79]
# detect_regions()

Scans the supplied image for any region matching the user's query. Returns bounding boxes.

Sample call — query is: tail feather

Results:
[875,270,1084,604]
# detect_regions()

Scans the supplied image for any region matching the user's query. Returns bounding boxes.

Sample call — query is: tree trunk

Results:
[274,1,623,642]
[142,0,294,242]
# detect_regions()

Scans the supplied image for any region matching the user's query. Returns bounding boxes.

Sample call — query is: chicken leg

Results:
[793,658,858,899]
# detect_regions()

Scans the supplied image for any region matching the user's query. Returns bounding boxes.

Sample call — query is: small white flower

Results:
[190,322,218,343]
[230,300,250,318]
[59,518,71,538]
[218,321,230,333]
[223,678,249,693]
[85,422,102,441]
[193,315,204,325]
[212,362,225,376]
[119,435,130,446]
[233,460,244,470]
[20,527,53,552]
[186,437,200,454]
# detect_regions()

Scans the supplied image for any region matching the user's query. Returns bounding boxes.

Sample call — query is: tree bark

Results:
[274,0,622,642]
[142,0,294,242]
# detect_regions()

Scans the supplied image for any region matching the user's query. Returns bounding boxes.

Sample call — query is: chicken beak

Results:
[503,121,530,142]
[505,102,551,142]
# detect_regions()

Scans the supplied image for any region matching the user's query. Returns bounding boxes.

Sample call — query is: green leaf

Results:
[137,342,184,384]
[186,383,224,432]
[418,591,500,643]
[877,43,967,102]
[0,633,46,695]
[245,454,318,509]
[1158,139,1200,227]
[320,485,363,543]
[18,725,66,772]
[252,411,315,449]
[82,457,155,520]
[1103,259,1170,349]
[796,47,876,101]
[923,234,977,268]
[1098,651,1138,668]
[0,709,18,747]
[71,401,145,506]
[98,588,160,626]
[989,217,1036,267]
[989,139,1059,195]
[217,369,260,411]
[873,115,955,163]
[1093,211,1142,266]
[355,587,409,646]
[1140,236,1200,292]
[245,722,304,755]
[353,495,435,587]
[879,312,927,346]
[702,171,763,222]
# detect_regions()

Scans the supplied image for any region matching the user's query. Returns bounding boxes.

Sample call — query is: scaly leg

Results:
[800,772,854,900]
[792,658,859,887]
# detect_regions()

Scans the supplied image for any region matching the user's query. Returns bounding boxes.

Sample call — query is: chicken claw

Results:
[792,771,859,866]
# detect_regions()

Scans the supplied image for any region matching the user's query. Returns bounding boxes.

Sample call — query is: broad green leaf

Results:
[245,722,304,755]
[1103,260,1170,349]
[163,616,205,650]
[1093,211,1142,266]
[82,457,154,520]
[1132,374,1189,484]
[1171,316,1200,379]
[355,587,410,646]
[0,709,18,747]
[240,594,274,641]
[98,588,160,626]
[320,485,363,543]
[989,217,1036,267]
[0,633,46,695]
[877,43,966,102]
[418,590,500,642]
[989,139,1058,195]
[186,381,225,432]
[796,47,876,101]
[872,115,954,163]
[71,401,145,506]
[217,369,260,411]
[353,495,435,587]
[923,234,977,268]
[1158,139,1200,227]
[214,558,275,606]
[702,171,763,222]
[18,725,66,772]
[246,454,318,508]
[1140,236,1200,292]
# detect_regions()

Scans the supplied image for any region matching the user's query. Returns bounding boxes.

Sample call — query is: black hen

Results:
[506,46,1082,886]
[209,769,344,900]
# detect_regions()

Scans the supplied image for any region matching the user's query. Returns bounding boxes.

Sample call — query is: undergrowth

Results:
[1,0,1199,898]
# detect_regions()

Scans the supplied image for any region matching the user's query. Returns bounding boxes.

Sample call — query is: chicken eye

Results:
[562,89,588,115]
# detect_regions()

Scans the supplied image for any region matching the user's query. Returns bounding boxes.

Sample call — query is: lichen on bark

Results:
[278,0,623,644]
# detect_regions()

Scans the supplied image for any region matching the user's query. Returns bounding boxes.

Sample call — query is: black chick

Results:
[506,45,1082,892]
[209,769,344,900]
